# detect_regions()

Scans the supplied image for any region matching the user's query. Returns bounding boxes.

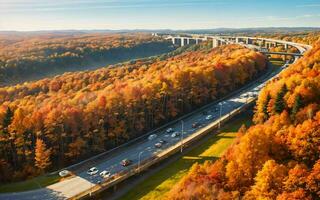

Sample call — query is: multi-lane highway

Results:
[0,37,307,200]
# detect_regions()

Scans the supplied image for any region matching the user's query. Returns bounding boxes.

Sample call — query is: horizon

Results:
[1,0,320,31]
[1,26,320,33]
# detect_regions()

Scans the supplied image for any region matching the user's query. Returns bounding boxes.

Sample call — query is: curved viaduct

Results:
[164,34,311,56]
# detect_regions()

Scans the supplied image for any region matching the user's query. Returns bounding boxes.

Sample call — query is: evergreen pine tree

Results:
[3,107,13,128]
[274,84,287,114]
[263,94,271,119]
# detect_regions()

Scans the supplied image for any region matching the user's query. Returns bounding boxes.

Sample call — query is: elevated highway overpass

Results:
[164,34,310,55]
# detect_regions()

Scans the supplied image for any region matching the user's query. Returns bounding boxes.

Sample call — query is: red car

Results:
[121,159,132,167]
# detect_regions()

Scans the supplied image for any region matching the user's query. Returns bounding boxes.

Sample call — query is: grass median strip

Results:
[0,174,60,193]
[119,111,252,200]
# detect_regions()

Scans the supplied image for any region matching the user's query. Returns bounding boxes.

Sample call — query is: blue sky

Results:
[1,0,320,31]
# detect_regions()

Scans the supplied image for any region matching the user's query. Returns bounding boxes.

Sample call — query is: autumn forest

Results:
[0,40,267,183]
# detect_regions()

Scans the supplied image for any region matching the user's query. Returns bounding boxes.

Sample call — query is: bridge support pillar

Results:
[236,37,240,43]
[212,38,219,48]
[284,43,288,50]
[171,38,175,45]
[260,40,265,47]
[181,38,184,47]
[266,43,270,49]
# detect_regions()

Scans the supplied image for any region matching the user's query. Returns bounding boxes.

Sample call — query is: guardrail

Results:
[71,97,256,200]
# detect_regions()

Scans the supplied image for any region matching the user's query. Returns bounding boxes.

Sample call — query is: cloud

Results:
[247,14,320,22]
[0,0,227,13]
[296,4,320,8]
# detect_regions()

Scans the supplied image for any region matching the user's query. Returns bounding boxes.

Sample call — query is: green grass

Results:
[0,174,61,193]
[119,112,253,200]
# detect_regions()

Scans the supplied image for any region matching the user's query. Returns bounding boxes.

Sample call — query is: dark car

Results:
[121,159,132,167]
[192,122,201,128]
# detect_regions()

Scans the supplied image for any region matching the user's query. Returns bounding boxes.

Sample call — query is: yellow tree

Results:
[35,138,52,172]
[244,160,288,200]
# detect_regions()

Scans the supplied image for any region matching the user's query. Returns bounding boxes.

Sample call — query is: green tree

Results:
[274,84,287,114]
[263,93,271,119]
[3,107,13,128]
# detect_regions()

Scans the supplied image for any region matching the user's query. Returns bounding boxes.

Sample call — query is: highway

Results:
[0,37,307,200]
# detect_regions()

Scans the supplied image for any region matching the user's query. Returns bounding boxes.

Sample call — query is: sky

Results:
[1,0,320,31]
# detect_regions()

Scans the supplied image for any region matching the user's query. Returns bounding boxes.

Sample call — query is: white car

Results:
[59,170,71,177]
[205,115,213,120]
[171,131,180,138]
[100,170,111,178]
[166,128,174,133]
[154,142,162,148]
[87,167,99,175]
[148,134,157,140]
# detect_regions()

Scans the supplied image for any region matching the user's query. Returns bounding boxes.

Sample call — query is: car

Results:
[213,107,219,112]
[100,170,111,178]
[171,131,180,138]
[121,159,132,167]
[148,134,157,140]
[154,142,162,148]
[192,122,201,128]
[205,115,213,120]
[59,170,71,177]
[166,128,174,133]
[87,167,99,175]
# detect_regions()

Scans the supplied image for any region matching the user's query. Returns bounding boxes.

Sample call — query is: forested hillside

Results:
[0,33,173,85]
[167,41,320,200]
[0,44,266,182]
[253,31,320,45]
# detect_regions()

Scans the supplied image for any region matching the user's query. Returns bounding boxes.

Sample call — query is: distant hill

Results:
[1,27,320,35]
[0,32,173,86]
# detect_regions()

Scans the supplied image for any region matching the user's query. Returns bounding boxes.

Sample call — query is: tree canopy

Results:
[0,44,266,183]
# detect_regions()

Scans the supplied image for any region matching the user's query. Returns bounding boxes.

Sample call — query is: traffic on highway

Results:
[0,37,305,200]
